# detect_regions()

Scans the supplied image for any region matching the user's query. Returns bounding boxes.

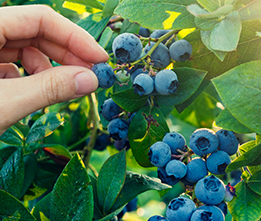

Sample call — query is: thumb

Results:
[0,65,98,133]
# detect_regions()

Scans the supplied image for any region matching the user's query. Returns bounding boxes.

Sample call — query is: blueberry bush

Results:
[0,0,261,220]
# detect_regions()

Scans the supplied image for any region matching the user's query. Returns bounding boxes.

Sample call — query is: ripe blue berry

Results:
[185,157,208,183]
[216,201,228,216]
[166,197,196,221]
[162,131,186,154]
[114,138,130,151]
[216,129,239,156]
[107,118,129,141]
[130,68,148,83]
[197,205,225,221]
[101,98,121,121]
[169,39,192,62]
[150,30,175,45]
[148,141,171,168]
[157,167,180,186]
[189,128,219,156]
[195,175,226,205]
[93,133,112,151]
[139,27,150,37]
[144,42,171,68]
[165,160,187,179]
[191,205,225,221]
[133,73,154,96]
[112,33,143,63]
[148,215,168,221]
[206,150,231,175]
[91,63,115,88]
[155,70,179,95]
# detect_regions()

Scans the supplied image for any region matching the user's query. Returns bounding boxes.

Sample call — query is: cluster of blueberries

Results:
[147,128,239,220]
[91,30,193,97]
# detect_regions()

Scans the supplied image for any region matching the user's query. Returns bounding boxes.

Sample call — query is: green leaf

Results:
[77,14,111,40]
[114,0,196,30]
[93,206,126,221]
[19,153,38,199]
[111,88,148,112]
[120,19,140,34]
[128,106,169,167]
[97,150,126,214]
[32,193,51,221]
[50,153,93,221]
[175,20,261,79]
[12,122,30,139]
[247,170,261,195]
[228,181,261,221]
[26,112,64,144]
[196,0,226,12]
[212,60,261,134]
[0,189,36,220]
[226,142,261,173]
[0,148,24,198]
[65,0,103,10]
[99,27,113,48]
[236,0,261,21]
[210,11,242,51]
[89,176,103,219]
[187,4,234,18]
[195,17,219,31]
[215,108,253,134]
[0,146,17,168]
[110,171,171,212]
[103,0,119,17]
[0,126,23,146]
[154,67,207,106]
[173,84,222,128]
[200,30,227,61]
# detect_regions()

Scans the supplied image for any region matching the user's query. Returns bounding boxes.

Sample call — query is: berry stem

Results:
[83,93,100,168]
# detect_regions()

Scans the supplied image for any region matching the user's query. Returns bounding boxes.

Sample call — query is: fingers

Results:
[0,63,20,78]
[0,65,98,133]
[0,5,108,64]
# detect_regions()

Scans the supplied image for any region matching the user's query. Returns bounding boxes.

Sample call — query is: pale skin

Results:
[0,5,109,135]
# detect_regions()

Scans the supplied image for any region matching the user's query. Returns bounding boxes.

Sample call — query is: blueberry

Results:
[130,68,149,83]
[101,98,121,121]
[197,205,225,221]
[166,197,196,221]
[148,215,169,221]
[230,169,242,186]
[190,209,213,221]
[195,175,226,205]
[115,69,130,83]
[126,197,137,212]
[139,27,150,37]
[162,131,186,154]
[91,63,115,88]
[169,39,192,62]
[114,138,130,151]
[108,118,129,141]
[112,33,143,63]
[154,70,179,95]
[185,157,208,183]
[216,201,228,216]
[165,160,187,179]
[133,73,154,96]
[148,141,171,168]
[206,150,231,175]
[216,129,239,156]
[157,167,180,186]
[93,133,113,151]
[144,42,171,68]
[150,30,175,45]
[189,128,219,156]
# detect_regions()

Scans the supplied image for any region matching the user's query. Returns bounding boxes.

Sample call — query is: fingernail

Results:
[75,71,98,95]
[98,44,109,58]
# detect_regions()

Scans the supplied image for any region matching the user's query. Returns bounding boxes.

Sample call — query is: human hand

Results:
[0,5,109,135]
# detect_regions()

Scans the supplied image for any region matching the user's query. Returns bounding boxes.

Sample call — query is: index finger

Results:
[0,5,108,64]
